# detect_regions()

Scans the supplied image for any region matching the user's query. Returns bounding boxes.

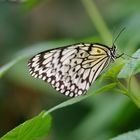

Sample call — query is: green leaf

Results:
[110,129,140,140]
[118,49,140,78]
[0,111,52,140]
[43,83,116,116]
[100,64,124,81]
[0,59,21,78]
[0,83,116,140]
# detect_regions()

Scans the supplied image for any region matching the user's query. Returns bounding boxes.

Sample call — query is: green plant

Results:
[0,0,140,140]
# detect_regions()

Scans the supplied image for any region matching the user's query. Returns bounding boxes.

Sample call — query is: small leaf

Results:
[100,64,124,81]
[0,111,52,140]
[110,129,140,140]
[118,49,140,78]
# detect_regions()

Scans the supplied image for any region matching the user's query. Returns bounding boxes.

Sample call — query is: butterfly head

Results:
[109,44,117,61]
[111,44,116,55]
[110,44,124,60]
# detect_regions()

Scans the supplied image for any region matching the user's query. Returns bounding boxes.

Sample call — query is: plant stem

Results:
[114,88,127,95]
[81,0,112,44]
[116,79,128,94]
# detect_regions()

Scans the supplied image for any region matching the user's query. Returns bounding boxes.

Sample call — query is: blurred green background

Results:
[0,0,140,140]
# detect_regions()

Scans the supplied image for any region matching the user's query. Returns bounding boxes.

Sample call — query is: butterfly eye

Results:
[113,45,116,49]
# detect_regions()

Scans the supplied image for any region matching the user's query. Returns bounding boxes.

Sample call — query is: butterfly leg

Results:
[115,53,124,59]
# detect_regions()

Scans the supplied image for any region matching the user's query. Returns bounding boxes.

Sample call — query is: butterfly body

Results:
[28,43,117,97]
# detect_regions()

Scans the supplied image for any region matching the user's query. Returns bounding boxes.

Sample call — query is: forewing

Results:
[28,43,111,97]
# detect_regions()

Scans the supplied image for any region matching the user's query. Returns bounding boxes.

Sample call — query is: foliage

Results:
[0,0,140,140]
[111,129,140,140]
[0,111,51,140]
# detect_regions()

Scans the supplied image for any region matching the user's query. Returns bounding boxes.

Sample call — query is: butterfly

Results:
[28,42,123,97]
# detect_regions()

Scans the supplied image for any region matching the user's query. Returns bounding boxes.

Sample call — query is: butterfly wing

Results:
[28,43,112,97]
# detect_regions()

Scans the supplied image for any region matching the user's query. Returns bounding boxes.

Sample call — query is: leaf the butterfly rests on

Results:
[28,43,117,97]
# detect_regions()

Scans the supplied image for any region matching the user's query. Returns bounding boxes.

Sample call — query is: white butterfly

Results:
[28,42,122,97]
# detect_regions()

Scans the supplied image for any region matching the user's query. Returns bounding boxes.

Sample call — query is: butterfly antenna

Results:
[112,26,117,45]
[113,27,126,45]
[113,27,139,60]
